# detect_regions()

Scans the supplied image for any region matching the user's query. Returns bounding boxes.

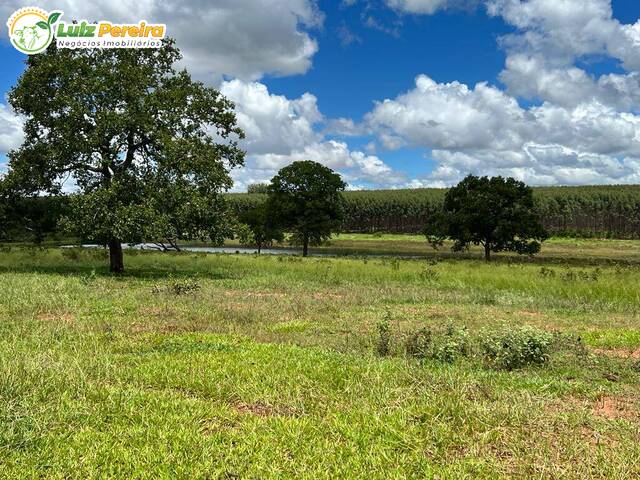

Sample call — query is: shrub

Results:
[152,277,201,295]
[376,316,392,357]
[560,268,600,282]
[481,326,553,370]
[431,325,470,363]
[539,266,556,278]
[405,327,431,359]
[404,324,469,363]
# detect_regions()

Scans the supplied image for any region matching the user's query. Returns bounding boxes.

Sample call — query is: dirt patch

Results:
[233,401,299,418]
[592,396,637,420]
[36,312,75,324]
[202,401,300,434]
[545,395,639,421]
[579,425,621,449]
[544,396,584,415]
[591,347,640,359]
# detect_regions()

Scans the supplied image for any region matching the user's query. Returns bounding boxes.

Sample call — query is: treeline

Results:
[1,196,71,243]
[228,185,640,239]
[3,185,640,243]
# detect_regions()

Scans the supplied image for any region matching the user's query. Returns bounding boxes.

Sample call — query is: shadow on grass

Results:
[0,245,636,278]
[0,249,235,280]
[0,263,235,280]
[314,248,640,268]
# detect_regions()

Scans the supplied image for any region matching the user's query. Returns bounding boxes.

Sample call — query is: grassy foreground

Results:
[1,243,640,478]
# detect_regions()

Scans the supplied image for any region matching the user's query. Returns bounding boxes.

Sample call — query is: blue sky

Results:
[2,0,640,190]
[267,2,512,117]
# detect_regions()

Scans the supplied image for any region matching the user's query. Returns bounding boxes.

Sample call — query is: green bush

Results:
[376,317,392,357]
[405,328,431,359]
[404,324,469,363]
[431,325,470,363]
[152,277,201,296]
[481,326,553,370]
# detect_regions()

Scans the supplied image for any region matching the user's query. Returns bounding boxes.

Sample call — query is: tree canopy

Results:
[236,202,284,254]
[425,175,547,261]
[5,40,244,271]
[267,161,346,256]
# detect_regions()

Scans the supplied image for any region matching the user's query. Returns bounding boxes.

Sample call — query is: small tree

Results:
[5,40,244,272]
[425,175,547,261]
[267,161,346,257]
[237,202,283,254]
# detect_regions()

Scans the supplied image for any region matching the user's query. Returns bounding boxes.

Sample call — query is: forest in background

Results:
[4,184,640,243]
[228,185,640,239]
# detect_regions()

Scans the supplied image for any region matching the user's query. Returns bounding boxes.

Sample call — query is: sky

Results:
[1,0,640,191]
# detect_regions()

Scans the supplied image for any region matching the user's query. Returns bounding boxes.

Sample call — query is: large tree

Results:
[425,175,547,261]
[267,161,346,257]
[6,40,244,272]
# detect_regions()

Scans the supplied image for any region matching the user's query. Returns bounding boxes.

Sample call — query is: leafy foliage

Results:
[425,175,548,261]
[236,202,284,253]
[405,326,461,362]
[376,316,392,357]
[480,326,553,370]
[266,161,346,256]
[5,40,244,271]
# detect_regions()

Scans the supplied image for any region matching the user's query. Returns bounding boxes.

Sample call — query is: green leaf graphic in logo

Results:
[48,12,61,24]
[8,8,62,54]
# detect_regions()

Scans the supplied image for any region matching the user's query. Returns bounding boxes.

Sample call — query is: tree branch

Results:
[66,162,104,174]
[116,131,151,174]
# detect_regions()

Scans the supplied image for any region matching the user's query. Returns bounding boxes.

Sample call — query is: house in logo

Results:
[6,7,62,55]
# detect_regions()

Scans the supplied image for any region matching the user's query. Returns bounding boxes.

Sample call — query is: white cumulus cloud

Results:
[0,103,23,158]
[1,0,322,82]
[365,74,640,186]
[385,0,479,14]
[221,80,404,190]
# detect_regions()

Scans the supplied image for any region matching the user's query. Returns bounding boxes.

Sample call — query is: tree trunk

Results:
[109,239,124,273]
[302,235,309,257]
[167,238,182,252]
[257,242,262,254]
[484,243,491,262]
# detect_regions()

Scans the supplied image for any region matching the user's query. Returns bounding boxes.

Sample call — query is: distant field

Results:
[223,233,640,265]
[1,241,639,478]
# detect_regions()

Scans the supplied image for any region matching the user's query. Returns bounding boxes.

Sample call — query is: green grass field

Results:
[1,237,640,478]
